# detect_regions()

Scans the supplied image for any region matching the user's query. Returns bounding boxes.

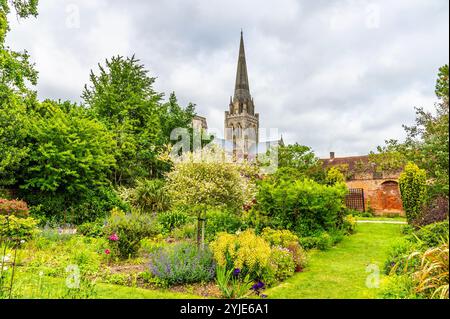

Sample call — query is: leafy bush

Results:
[380,275,419,299]
[399,162,427,224]
[383,239,420,275]
[77,219,105,238]
[149,242,215,285]
[342,215,357,234]
[256,179,347,236]
[267,246,295,282]
[0,198,29,217]
[205,209,243,241]
[158,210,190,235]
[414,221,449,248]
[104,208,162,259]
[326,167,345,185]
[210,230,271,281]
[260,228,306,272]
[170,222,196,241]
[261,228,299,247]
[24,185,128,225]
[129,179,171,214]
[316,232,333,251]
[0,215,38,243]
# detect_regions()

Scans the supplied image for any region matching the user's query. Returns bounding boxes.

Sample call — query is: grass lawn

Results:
[355,216,407,222]
[265,223,404,299]
[13,274,202,299]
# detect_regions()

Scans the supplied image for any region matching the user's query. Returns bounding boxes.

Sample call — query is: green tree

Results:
[373,65,449,198]
[1,0,38,186]
[399,162,427,224]
[21,100,116,195]
[326,167,346,185]
[269,143,325,183]
[166,146,256,247]
[82,55,195,184]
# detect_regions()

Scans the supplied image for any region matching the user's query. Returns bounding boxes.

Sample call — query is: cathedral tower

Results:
[225,31,259,159]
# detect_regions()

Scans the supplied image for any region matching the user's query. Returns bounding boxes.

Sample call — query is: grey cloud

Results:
[6,0,449,158]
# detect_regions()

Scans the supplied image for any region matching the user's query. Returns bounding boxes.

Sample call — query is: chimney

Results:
[330,152,335,160]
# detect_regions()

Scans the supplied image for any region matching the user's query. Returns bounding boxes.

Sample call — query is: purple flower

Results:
[233,268,241,276]
[261,294,268,299]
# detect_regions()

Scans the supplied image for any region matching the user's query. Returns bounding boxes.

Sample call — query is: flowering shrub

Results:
[261,228,306,271]
[104,208,162,259]
[261,228,299,247]
[268,246,295,282]
[210,230,271,281]
[149,242,215,285]
[0,199,29,217]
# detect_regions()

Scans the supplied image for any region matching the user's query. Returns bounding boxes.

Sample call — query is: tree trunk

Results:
[197,216,202,248]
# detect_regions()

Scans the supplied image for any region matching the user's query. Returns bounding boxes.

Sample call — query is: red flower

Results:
[105,249,111,255]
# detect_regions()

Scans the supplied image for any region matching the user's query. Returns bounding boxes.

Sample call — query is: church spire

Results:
[234,30,251,101]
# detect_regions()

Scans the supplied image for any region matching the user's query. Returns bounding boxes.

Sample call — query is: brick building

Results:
[322,152,404,216]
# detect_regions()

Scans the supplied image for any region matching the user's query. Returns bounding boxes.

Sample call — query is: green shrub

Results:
[205,209,243,241]
[158,210,189,235]
[139,235,166,254]
[380,275,419,299]
[170,222,196,241]
[256,179,347,236]
[316,233,333,251]
[413,221,449,248]
[104,208,162,259]
[0,215,38,243]
[261,227,299,247]
[24,186,129,225]
[342,215,357,234]
[149,242,215,285]
[129,179,171,214]
[399,162,427,224]
[329,229,345,245]
[383,239,420,275]
[77,219,105,238]
[298,236,319,250]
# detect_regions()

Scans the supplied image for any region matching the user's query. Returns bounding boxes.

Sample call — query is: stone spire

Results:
[234,30,251,101]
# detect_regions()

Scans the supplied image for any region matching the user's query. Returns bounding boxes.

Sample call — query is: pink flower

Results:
[108,233,119,241]
[105,249,111,255]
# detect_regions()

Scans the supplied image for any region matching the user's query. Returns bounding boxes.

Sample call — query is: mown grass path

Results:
[266,223,404,299]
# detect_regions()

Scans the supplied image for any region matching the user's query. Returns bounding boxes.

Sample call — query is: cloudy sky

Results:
[7,0,449,157]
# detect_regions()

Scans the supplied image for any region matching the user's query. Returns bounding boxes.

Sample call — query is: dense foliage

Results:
[82,56,195,185]
[255,178,348,236]
[399,162,427,224]
[104,208,162,259]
